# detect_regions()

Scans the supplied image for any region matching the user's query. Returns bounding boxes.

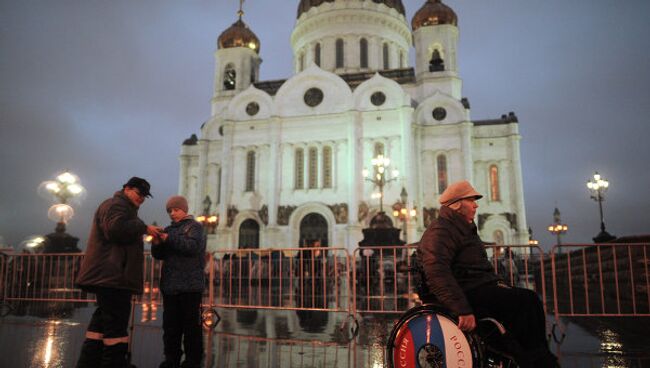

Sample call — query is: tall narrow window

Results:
[322,146,332,188]
[493,230,504,245]
[224,64,236,90]
[295,148,304,189]
[250,58,256,83]
[314,43,321,67]
[335,39,344,68]
[490,165,500,201]
[373,143,384,178]
[299,53,305,71]
[308,147,318,189]
[245,151,255,192]
[382,43,389,69]
[437,155,448,194]
[374,142,384,157]
[399,51,404,68]
[360,38,368,68]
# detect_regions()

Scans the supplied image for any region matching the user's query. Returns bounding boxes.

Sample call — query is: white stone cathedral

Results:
[178,0,529,253]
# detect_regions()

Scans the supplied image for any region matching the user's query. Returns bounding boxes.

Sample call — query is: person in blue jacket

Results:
[152,195,206,368]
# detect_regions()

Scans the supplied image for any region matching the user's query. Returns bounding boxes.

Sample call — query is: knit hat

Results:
[166,195,188,213]
[439,180,483,206]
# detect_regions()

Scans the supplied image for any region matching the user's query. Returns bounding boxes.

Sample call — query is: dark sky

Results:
[1,0,649,250]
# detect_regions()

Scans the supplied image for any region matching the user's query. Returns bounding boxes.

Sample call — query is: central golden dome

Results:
[217,18,260,54]
[411,0,457,31]
[297,0,406,18]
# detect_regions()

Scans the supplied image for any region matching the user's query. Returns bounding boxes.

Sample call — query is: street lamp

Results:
[362,154,399,213]
[586,171,615,243]
[527,227,539,246]
[392,187,417,243]
[547,207,568,245]
[38,170,86,225]
[196,195,218,234]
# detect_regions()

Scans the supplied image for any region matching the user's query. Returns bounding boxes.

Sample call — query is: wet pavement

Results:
[1,302,650,367]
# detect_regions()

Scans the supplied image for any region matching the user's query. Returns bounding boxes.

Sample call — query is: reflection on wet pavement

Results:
[1,303,650,367]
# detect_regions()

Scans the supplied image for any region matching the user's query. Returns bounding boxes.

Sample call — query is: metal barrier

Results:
[550,243,650,318]
[208,248,352,314]
[352,245,418,314]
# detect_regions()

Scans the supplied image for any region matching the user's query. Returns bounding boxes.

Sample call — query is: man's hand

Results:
[146,225,163,237]
[159,233,169,242]
[458,314,476,331]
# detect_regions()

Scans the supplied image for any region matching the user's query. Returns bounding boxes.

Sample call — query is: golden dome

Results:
[297,0,405,19]
[217,18,260,54]
[411,0,457,31]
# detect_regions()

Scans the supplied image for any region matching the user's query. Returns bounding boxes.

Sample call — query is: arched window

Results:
[490,165,500,201]
[314,43,321,67]
[374,142,384,157]
[335,38,344,68]
[223,64,236,90]
[308,147,318,189]
[295,148,304,189]
[437,154,448,194]
[299,53,305,71]
[322,146,332,188]
[493,230,504,245]
[250,58,256,83]
[359,38,368,68]
[382,43,390,69]
[245,151,255,192]
[239,219,260,249]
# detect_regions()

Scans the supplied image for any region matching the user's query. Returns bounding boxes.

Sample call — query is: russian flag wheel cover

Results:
[389,306,483,368]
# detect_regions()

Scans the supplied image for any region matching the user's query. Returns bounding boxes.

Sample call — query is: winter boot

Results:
[100,342,129,367]
[76,338,104,368]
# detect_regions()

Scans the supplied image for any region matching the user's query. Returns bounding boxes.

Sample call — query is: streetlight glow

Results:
[587,171,615,242]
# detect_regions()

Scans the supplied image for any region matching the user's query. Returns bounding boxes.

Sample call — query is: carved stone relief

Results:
[358,201,369,223]
[258,205,268,226]
[226,205,239,227]
[277,205,297,226]
[327,203,348,224]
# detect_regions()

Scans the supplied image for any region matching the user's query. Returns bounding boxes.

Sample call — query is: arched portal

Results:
[299,213,328,247]
[238,219,260,249]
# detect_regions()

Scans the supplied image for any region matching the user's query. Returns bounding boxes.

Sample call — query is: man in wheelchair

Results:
[415,180,559,368]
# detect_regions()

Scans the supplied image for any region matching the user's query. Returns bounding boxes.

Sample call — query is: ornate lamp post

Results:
[196,195,218,234]
[362,154,399,213]
[392,187,417,243]
[527,227,539,246]
[36,170,85,253]
[587,171,615,243]
[547,207,568,246]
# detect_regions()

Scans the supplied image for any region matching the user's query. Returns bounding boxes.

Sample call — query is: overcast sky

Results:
[1,0,649,250]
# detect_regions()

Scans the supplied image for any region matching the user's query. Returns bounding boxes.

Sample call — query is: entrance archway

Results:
[299,213,328,247]
[238,219,260,249]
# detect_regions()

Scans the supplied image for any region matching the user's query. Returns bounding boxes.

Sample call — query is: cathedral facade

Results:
[179,0,529,253]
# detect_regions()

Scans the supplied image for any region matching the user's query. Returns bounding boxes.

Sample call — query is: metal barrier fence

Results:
[207,248,351,314]
[549,243,650,318]
[1,243,649,324]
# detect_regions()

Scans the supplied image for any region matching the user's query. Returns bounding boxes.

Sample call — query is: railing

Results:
[549,243,650,318]
[0,244,648,325]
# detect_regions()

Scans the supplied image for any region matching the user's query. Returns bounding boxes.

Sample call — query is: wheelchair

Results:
[386,303,522,368]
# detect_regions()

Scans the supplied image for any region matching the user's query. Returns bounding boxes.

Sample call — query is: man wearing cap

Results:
[417,180,559,368]
[75,177,162,367]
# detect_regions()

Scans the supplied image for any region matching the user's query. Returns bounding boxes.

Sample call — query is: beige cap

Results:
[439,180,483,206]
[166,195,188,213]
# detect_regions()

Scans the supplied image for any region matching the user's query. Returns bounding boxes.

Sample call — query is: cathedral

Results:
[178,0,529,253]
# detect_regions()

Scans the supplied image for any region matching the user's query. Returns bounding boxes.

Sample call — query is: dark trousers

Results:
[162,292,203,366]
[466,284,548,352]
[88,287,133,339]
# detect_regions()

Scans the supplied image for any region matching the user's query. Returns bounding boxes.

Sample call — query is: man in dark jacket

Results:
[75,177,162,368]
[152,195,205,368]
[417,180,559,368]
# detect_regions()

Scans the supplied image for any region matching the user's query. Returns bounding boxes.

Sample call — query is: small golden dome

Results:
[411,0,457,31]
[297,0,405,19]
[217,19,260,54]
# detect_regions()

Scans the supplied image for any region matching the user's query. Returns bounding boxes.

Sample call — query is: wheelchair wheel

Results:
[386,305,484,368]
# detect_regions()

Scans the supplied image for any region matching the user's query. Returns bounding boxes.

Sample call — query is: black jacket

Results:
[151,216,205,295]
[76,191,147,293]
[416,206,501,315]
